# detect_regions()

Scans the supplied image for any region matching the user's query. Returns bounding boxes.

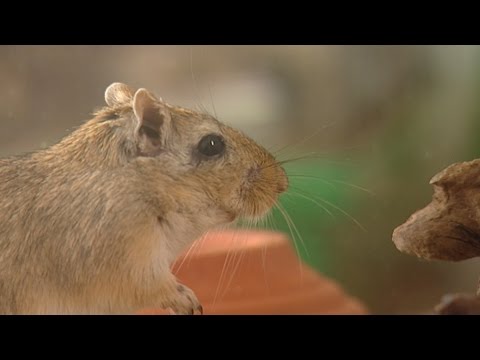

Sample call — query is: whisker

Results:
[279,156,357,167]
[187,229,211,267]
[286,189,335,219]
[220,231,248,301]
[278,202,308,257]
[290,186,367,232]
[275,202,309,258]
[266,210,276,232]
[287,174,337,190]
[219,216,258,301]
[174,237,200,274]
[277,153,321,165]
[259,154,357,172]
[287,174,375,196]
[212,230,238,309]
[261,211,276,292]
[272,120,338,157]
[207,82,218,119]
[328,179,376,196]
[214,192,249,305]
[189,47,211,116]
[274,202,304,281]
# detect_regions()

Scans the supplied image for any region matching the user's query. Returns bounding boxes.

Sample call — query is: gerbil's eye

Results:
[197,134,225,157]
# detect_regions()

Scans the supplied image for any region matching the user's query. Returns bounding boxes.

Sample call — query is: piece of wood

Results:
[392,159,480,314]
[393,159,480,261]
[435,293,480,315]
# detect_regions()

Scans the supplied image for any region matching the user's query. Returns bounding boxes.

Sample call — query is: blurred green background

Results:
[1,45,480,314]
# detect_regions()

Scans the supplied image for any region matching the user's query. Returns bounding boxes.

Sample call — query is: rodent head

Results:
[102,82,288,224]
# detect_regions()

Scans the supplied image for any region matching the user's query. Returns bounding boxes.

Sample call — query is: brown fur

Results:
[0,83,288,314]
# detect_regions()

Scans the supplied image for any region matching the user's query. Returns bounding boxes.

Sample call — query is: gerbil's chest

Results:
[153,212,219,263]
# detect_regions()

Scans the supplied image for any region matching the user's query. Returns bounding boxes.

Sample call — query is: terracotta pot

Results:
[138,230,368,315]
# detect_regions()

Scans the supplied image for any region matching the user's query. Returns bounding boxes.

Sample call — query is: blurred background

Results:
[1,45,480,314]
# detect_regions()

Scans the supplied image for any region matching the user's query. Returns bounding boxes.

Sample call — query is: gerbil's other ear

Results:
[133,88,171,155]
[105,82,134,107]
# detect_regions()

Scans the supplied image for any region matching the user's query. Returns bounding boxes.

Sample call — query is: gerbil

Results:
[0,82,288,314]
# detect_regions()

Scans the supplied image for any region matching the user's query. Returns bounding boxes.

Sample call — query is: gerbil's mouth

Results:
[246,164,289,194]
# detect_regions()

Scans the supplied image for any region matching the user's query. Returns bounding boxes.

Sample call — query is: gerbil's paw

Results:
[168,284,203,315]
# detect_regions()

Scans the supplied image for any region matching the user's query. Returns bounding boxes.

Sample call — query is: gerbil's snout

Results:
[247,162,288,194]
[221,126,290,221]
[236,158,289,220]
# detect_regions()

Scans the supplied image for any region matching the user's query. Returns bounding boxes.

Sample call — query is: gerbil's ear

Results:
[133,88,171,154]
[105,82,134,107]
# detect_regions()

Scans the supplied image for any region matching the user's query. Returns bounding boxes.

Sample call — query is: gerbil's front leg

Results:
[166,282,203,315]
[149,277,203,315]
